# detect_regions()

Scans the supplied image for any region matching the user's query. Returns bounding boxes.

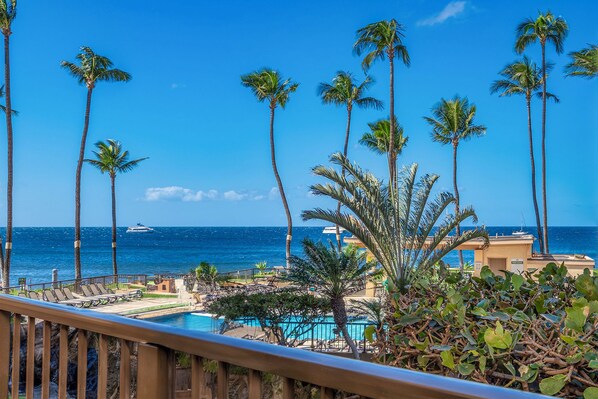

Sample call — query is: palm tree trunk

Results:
[388,54,396,186]
[526,95,544,253]
[453,142,464,270]
[331,297,360,359]
[540,43,549,253]
[110,174,118,276]
[2,32,12,292]
[335,106,353,250]
[269,105,292,267]
[75,87,94,280]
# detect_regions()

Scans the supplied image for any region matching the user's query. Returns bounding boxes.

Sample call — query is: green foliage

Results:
[565,45,598,79]
[255,261,267,273]
[375,263,597,398]
[207,289,330,346]
[196,261,222,289]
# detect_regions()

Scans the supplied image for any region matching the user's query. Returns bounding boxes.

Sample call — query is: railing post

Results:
[137,343,174,399]
[0,310,10,399]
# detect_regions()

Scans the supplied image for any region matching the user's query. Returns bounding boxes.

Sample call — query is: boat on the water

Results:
[323,226,346,234]
[126,223,154,233]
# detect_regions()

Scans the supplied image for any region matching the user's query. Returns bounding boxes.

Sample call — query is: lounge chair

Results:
[54,288,92,308]
[17,292,27,298]
[80,285,113,304]
[89,284,123,301]
[97,283,140,300]
[27,291,43,301]
[43,289,83,307]
[63,287,101,307]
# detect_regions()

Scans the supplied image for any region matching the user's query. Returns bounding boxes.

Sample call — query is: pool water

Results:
[147,312,224,332]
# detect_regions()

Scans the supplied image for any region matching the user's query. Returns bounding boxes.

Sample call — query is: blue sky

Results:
[2,0,597,227]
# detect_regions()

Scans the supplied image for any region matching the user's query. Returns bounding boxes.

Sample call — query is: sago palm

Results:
[287,239,373,359]
[318,71,382,247]
[424,96,486,271]
[515,11,568,253]
[565,45,598,79]
[0,0,16,292]
[241,69,298,267]
[61,47,131,279]
[359,118,408,174]
[354,19,410,185]
[303,153,488,293]
[85,139,147,275]
[491,57,559,253]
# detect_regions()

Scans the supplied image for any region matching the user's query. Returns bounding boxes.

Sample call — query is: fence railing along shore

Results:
[5,274,148,293]
[0,294,548,399]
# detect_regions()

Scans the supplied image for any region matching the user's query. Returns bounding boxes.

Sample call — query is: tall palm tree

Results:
[0,0,16,293]
[61,47,131,280]
[303,153,488,293]
[241,69,298,267]
[359,118,408,173]
[85,140,147,275]
[287,239,373,359]
[318,71,382,247]
[565,44,598,79]
[515,11,568,253]
[491,57,559,253]
[424,96,486,271]
[354,19,410,185]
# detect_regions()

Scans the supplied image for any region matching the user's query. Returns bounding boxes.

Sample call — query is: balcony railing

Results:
[0,294,547,399]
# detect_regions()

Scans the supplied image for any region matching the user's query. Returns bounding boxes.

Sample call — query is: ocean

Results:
[2,226,596,285]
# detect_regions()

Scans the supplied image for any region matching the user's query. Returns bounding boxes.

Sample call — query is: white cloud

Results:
[223,190,248,201]
[170,83,186,89]
[268,187,279,200]
[144,186,217,202]
[417,1,466,26]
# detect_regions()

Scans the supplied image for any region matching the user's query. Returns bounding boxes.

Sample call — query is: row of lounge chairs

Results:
[18,283,142,308]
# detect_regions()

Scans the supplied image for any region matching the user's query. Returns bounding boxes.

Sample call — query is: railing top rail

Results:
[0,295,546,399]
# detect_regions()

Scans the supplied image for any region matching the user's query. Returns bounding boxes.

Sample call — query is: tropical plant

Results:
[207,289,330,346]
[491,57,559,253]
[85,139,147,275]
[515,11,568,253]
[61,46,131,280]
[287,239,373,359]
[359,118,408,168]
[565,44,598,79]
[303,153,488,293]
[241,69,298,267]
[0,0,16,292]
[255,261,267,275]
[354,19,410,185]
[196,261,219,290]
[424,96,486,270]
[318,71,382,248]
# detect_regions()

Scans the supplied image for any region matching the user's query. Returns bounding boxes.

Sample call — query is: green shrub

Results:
[372,263,597,398]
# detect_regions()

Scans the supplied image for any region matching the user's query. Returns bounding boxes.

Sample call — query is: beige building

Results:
[345,233,595,277]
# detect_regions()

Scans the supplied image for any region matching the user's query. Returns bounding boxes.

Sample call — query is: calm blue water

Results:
[2,226,596,285]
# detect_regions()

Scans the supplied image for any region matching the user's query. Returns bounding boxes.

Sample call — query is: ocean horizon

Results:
[2,226,596,286]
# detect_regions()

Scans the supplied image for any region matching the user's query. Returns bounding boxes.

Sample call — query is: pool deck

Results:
[90,297,191,317]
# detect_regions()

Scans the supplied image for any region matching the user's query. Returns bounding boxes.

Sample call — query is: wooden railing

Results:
[0,295,548,399]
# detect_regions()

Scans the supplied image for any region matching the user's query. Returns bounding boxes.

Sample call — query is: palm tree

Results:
[354,19,410,185]
[85,140,147,275]
[241,69,298,267]
[61,47,131,280]
[0,0,16,293]
[515,11,568,253]
[359,118,408,176]
[318,71,382,247]
[196,261,219,291]
[565,45,598,79]
[303,153,488,293]
[287,239,373,359]
[491,57,559,253]
[424,96,486,271]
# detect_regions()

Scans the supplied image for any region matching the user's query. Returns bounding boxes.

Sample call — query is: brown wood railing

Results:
[0,295,548,399]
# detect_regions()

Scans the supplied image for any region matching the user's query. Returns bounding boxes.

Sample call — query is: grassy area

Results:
[120,303,187,316]
[141,293,178,299]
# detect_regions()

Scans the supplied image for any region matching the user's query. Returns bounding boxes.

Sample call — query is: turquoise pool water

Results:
[148,312,224,332]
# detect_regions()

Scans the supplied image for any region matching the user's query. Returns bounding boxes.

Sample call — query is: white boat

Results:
[323,226,346,234]
[126,223,154,233]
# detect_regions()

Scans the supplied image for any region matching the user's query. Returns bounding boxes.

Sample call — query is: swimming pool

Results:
[147,312,224,333]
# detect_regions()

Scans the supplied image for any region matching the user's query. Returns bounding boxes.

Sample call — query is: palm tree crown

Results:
[424,96,486,145]
[61,46,132,89]
[359,119,408,156]
[491,57,559,102]
[318,72,383,111]
[240,69,298,108]
[85,139,147,177]
[0,0,16,35]
[565,45,598,79]
[515,11,568,54]
[353,19,410,71]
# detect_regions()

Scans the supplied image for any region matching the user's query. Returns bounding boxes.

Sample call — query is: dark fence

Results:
[6,274,148,293]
